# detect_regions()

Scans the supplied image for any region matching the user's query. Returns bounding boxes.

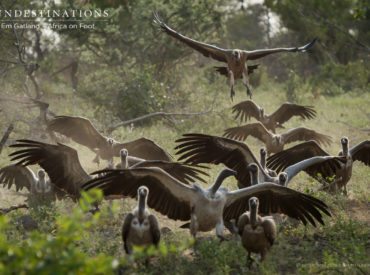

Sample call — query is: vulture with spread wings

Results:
[8,140,206,201]
[267,138,370,194]
[154,10,316,100]
[175,134,344,188]
[223,122,332,154]
[232,100,316,133]
[47,116,172,166]
[82,167,331,240]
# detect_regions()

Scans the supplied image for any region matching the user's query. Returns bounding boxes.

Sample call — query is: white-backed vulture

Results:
[223,122,332,154]
[259,148,277,177]
[122,186,160,254]
[8,140,206,200]
[238,197,277,262]
[267,138,370,194]
[175,134,343,188]
[154,11,316,100]
[232,100,316,133]
[82,167,331,240]
[47,115,171,165]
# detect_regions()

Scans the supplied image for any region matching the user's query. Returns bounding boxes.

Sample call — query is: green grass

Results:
[0,78,369,274]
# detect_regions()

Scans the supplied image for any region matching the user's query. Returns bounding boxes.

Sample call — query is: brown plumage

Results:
[223,122,332,154]
[154,10,316,100]
[47,115,171,165]
[122,186,160,254]
[238,197,276,262]
[232,100,316,133]
[267,138,370,194]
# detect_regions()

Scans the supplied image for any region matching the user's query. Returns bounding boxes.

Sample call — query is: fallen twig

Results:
[0,204,28,215]
[0,123,14,155]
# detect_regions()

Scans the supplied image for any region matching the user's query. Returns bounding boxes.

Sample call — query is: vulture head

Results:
[247,163,259,185]
[136,186,149,225]
[37,169,46,179]
[231,50,241,60]
[278,173,288,186]
[340,137,349,156]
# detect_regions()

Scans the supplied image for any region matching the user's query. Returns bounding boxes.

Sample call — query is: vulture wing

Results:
[244,38,317,60]
[9,139,91,200]
[349,140,370,166]
[224,182,331,226]
[154,10,228,63]
[82,167,195,221]
[130,160,209,184]
[175,133,271,187]
[281,127,332,146]
[0,164,35,192]
[231,100,261,122]
[269,103,316,125]
[47,116,107,152]
[113,137,171,161]
[223,122,272,144]
[266,141,332,176]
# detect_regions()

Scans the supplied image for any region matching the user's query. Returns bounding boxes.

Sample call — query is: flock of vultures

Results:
[0,11,369,264]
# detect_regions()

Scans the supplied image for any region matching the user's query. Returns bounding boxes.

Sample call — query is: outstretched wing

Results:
[349,140,370,166]
[9,139,90,199]
[130,160,209,184]
[266,141,332,177]
[281,127,332,146]
[231,100,261,122]
[244,38,317,60]
[269,103,316,125]
[113,137,172,161]
[47,116,107,151]
[0,164,35,191]
[223,122,272,144]
[224,182,331,227]
[154,10,228,63]
[175,133,270,187]
[82,167,195,221]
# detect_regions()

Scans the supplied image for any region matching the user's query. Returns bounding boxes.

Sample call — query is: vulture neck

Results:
[138,194,146,222]
[342,142,349,157]
[209,169,235,197]
[249,169,259,186]
[120,155,128,169]
[260,152,266,169]
[36,178,45,193]
[250,206,258,229]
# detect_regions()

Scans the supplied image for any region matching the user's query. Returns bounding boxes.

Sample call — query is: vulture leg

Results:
[93,154,100,166]
[190,214,199,239]
[242,68,252,99]
[216,219,226,241]
[229,70,235,101]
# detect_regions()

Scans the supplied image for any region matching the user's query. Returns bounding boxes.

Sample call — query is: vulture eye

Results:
[133,221,138,225]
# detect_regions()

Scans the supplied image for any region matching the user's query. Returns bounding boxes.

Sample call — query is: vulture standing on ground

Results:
[0,165,58,201]
[47,115,171,166]
[223,122,332,154]
[153,11,316,100]
[232,100,316,133]
[267,138,370,194]
[238,197,276,262]
[122,186,161,254]
[82,167,331,240]
[8,140,206,201]
[175,134,343,188]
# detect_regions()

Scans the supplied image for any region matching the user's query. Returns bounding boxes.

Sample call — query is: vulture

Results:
[238,197,276,262]
[0,165,58,201]
[267,138,370,194]
[8,140,206,201]
[259,148,277,177]
[154,11,316,100]
[47,115,171,166]
[122,186,160,254]
[82,167,331,240]
[223,122,332,154]
[175,134,343,188]
[232,100,316,133]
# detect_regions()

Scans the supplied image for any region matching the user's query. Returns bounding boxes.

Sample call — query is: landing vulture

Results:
[47,115,171,165]
[223,122,332,154]
[154,10,316,100]
[82,167,331,239]
[267,138,370,194]
[232,100,316,133]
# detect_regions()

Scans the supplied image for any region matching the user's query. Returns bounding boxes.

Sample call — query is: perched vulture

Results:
[232,100,316,133]
[223,122,332,154]
[154,10,316,100]
[175,134,342,188]
[122,186,160,254]
[47,115,171,165]
[8,140,206,200]
[82,167,331,240]
[267,138,370,194]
